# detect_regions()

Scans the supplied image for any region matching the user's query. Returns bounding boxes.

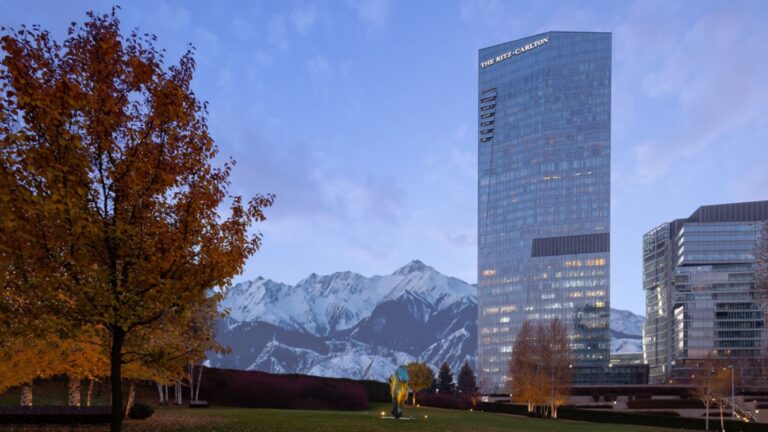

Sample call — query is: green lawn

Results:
[113,403,691,432]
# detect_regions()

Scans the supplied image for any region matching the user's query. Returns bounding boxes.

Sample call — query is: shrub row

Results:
[351,379,389,403]
[632,410,680,417]
[417,393,474,410]
[0,406,111,425]
[627,399,704,409]
[478,402,765,432]
[564,404,614,409]
[200,368,368,410]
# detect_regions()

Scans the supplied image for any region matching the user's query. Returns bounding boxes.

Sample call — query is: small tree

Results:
[509,320,537,412]
[508,319,573,418]
[406,362,433,406]
[457,360,478,396]
[543,318,572,418]
[437,362,455,393]
[692,355,730,432]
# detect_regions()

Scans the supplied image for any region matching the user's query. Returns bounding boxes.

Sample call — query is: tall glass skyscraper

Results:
[477,32,612,391]
[643,201,768,386]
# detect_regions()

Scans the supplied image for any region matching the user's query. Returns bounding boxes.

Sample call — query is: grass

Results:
[143,403,697,432]
[1,381,691,432]
[2,403,694,432]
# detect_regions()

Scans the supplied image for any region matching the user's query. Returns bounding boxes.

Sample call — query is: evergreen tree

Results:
[457,360,478,395]
[437,362,455,393]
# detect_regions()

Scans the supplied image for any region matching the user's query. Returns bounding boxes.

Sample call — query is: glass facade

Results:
[477,32,612,392]
[642,201,768,385]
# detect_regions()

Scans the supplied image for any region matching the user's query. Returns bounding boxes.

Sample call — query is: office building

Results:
[643,201,768,385]
[477,31,612,391]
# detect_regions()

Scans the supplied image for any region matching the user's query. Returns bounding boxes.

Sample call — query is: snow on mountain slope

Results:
[211,261,477,381]
[610,308,645,337]
[221,260,475,337]
[611,338,644,353]
[212,261,647,381]
[609,308,644,353]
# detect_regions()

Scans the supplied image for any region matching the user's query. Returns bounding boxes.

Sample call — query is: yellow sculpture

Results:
[389,365,410,419]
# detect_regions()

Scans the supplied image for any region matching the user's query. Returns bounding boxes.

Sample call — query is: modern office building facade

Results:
[643,201,768,385]
[477,32,612,391]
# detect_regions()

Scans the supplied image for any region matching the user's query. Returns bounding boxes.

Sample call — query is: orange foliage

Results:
[0,8,272,430]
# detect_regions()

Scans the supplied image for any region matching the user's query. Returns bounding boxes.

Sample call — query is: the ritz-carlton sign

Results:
[480,37,549,68]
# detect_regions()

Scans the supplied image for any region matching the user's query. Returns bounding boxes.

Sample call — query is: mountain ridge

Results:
[210,261,644,381]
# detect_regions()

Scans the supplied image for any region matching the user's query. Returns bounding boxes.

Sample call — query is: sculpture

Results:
[389,365,410,419]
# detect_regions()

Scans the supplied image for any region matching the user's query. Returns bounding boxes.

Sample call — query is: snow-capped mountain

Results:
[610,308,644,353]
[210,260,477,381]
[210,261,646,381]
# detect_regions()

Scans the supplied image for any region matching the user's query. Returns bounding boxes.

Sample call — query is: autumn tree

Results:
[508,319,573,418]
[542,319,572,418]
[0,9,272,432]
[509,320,537,412]
[406,362,434,406]
[457,360,477,396]
[437,362,455,394]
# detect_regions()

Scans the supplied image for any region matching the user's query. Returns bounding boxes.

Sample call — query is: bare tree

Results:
[692,354,730,432]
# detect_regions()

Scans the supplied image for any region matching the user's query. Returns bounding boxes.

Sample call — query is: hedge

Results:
[0,406,111,425]
[477,402,767,432]
[200,368,368,410]
[627,399,705,409]
[418,393,473,410]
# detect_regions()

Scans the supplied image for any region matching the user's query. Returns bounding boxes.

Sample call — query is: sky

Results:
[2,0,767,315]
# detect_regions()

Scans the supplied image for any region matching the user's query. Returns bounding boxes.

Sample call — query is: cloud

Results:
[148,1,191,31]
[307,56,334,98]
[345,0,389,27]
[290,3,318,35]
[223,124,405,229]
[267,14,289,51]
[629,141,673,185]
[315,171,404,224]
[251,50,273,68]
[618,3,768,185]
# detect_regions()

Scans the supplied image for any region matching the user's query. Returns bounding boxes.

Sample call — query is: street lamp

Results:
[727,365,734,420]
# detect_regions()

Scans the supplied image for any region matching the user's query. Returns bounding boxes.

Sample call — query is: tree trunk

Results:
[157,382,165,404]
[124,381,135,419]
[164,384,168,405]
[719,404,725,432]
[68,376,81,407]
[110,327,125,432]
[87,379,95,407]
[175,381,182,405]
[20,383,33,407]
[705,402,709,431]
[188,363,195,402]
[195,365,203,401]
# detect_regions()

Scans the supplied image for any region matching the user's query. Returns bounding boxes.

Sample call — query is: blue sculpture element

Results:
[389,365,409,419]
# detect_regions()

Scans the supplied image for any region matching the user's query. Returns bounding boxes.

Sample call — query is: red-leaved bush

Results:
[418,392,474,410]
[199,368,368,410]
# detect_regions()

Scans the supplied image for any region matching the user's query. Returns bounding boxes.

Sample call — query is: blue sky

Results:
[3,0,767,315]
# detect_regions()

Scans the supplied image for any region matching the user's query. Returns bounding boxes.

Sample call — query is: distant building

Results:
[477,31,612,392]
[642,201,768,385]
[610,352,645,366]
